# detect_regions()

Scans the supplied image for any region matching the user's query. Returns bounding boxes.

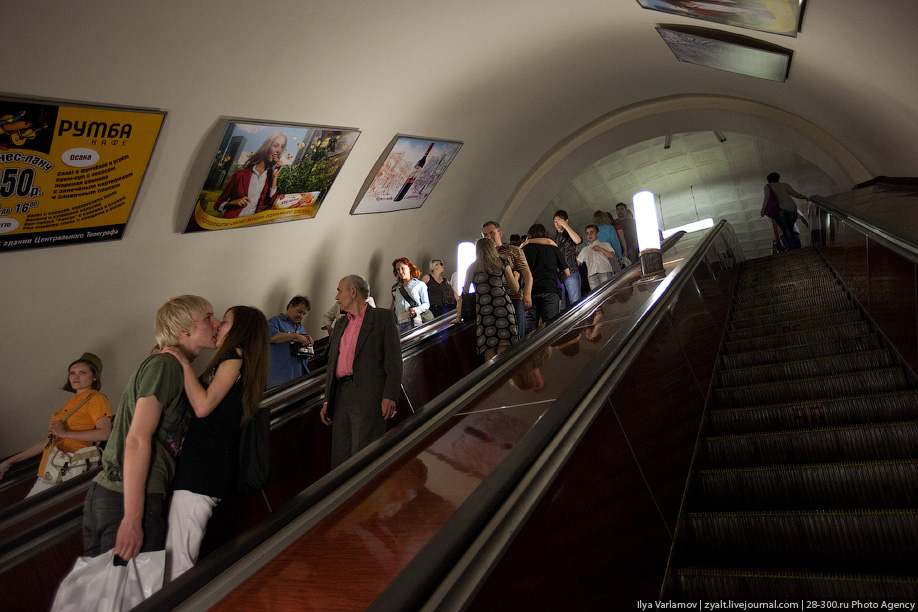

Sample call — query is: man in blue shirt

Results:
[267,296,313,389]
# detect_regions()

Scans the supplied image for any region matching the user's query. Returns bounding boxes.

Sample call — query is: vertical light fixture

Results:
[456,241,476,294]
[633,190,664,277]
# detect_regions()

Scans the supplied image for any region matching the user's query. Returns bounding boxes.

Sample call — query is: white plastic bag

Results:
[50,549,165,612]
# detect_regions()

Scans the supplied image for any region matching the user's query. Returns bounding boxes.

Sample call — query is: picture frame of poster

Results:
[656,24,792,82]
[0,96,165,253]
[636,0,806,38]
[351,135,462,215]
[184,119,360,233]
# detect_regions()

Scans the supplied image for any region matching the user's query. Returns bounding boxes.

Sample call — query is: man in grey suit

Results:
[320,274,403,468]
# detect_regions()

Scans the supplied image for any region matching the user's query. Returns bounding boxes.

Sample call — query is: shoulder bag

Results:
[40,391,104,485]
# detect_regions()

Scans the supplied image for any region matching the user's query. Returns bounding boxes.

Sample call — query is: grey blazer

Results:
[324,305,403,418]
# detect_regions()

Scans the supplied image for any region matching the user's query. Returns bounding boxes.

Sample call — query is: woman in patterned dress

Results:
[458,238,520,361]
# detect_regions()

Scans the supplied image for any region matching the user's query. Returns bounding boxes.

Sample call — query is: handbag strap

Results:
[397,284,418,308]
[47,391,98,447]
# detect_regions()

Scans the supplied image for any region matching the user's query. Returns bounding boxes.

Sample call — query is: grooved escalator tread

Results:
[717,348,893,388]
[703,420,918,467]
[708,390,918,436]
[693,459,918,511]
[724,320,872,354]
[672,567,918,601]
[714,367,909,409]
[726,309,863,343]
[682,509,918,573]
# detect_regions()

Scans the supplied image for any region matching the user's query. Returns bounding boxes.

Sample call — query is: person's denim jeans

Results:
[82,481,165,557]
[525,292,561,336]
[512,298,526,340]
[561,268,582,309]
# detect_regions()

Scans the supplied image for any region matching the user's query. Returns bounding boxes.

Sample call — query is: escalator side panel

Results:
[466,396,674,611]
[2,532,83,611]
[866,238,918,372]
[466,262,735,610]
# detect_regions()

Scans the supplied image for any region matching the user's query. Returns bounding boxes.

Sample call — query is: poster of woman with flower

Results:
[184,120,359,233]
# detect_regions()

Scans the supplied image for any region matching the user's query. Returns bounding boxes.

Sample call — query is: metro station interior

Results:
[2,1,918,609]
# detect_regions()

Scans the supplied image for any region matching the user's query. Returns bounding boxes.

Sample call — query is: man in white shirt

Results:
[577,224,620,291]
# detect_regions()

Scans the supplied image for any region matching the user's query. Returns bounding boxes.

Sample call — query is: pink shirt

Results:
[335,303,368,378]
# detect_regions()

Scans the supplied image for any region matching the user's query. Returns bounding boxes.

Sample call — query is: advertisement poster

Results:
[636,0,805,38]
[0,99,165,252]
[184,121,360,233]
[352,136,462,215]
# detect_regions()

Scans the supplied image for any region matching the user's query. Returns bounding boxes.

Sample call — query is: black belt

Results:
[337,375,354,382]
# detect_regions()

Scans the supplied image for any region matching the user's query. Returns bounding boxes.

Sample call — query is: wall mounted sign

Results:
[0,97,165,252]
[184,120,360,233]
[656,24,793,82]
[352,135,462,215]
[637,0,805,38]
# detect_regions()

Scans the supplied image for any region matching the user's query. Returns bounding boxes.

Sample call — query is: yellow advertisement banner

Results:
[0,99,165,252]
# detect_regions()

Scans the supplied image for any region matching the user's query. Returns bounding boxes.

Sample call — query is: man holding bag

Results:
[82,296,220,561]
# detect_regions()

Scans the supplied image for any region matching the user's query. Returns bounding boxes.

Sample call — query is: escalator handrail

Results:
[812,195,918,265]
[368,221,736,611]
[0,313,466,566]
[137,232,690,611]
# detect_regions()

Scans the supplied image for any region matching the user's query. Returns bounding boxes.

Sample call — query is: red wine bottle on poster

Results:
[393,143,434,202]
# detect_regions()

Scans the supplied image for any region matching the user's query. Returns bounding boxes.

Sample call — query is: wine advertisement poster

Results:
[0,97,165,252]
[636,0,805,38]
[184,120,360,233]
[352,136,462,215]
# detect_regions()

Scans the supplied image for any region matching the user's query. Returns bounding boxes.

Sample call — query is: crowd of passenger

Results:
[1,204,642,605]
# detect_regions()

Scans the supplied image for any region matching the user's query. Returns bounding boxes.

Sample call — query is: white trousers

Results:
[26,478,57,498]
[164,489,219,583]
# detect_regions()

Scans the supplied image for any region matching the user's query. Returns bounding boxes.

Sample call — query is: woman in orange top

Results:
[0,353,112,497]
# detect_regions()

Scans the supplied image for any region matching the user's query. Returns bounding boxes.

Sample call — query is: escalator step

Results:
[714,368,908,409]
[727,309,862,343]
[682,509,918,573]
[732,281,843,310]
[703,420,918,467]
[692,460,918,511]
[720,334,883,370]
[717,349,893,388]
[738,276,840,303]
[729,294,853,330]
[672,567,918,601]
[725,320,872,354]
[708,390,918,436]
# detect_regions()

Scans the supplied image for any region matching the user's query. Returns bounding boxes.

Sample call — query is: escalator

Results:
[129,226,734,611]
[0,313,478,612]
[663,247,918,600]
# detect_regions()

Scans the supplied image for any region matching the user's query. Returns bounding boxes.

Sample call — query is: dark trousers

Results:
[82,481,166,557]
[330,379,387,468]
[775,209,801,249]
[525,292,561,336]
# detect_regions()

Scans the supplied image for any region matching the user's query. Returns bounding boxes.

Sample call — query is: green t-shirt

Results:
[94,353,188,495]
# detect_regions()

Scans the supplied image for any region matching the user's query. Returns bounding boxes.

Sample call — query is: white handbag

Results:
[50,549,165,612]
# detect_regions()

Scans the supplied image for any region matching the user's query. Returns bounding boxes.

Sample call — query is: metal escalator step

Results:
[718,349,893,388]
[725,320,872,354]
[703,420,918,467]
[708,389,918,437]
[732,281,844,310]
[693,460,918,511]
[738,276,840,303]
[672,567,918,601]
[721,334,883,370]
[714,368,908,409]
[727,309,862,343]
[682,509,918,573]
[729,294,853,330]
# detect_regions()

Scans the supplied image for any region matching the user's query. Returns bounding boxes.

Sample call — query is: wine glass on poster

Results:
[351,135,462,215]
